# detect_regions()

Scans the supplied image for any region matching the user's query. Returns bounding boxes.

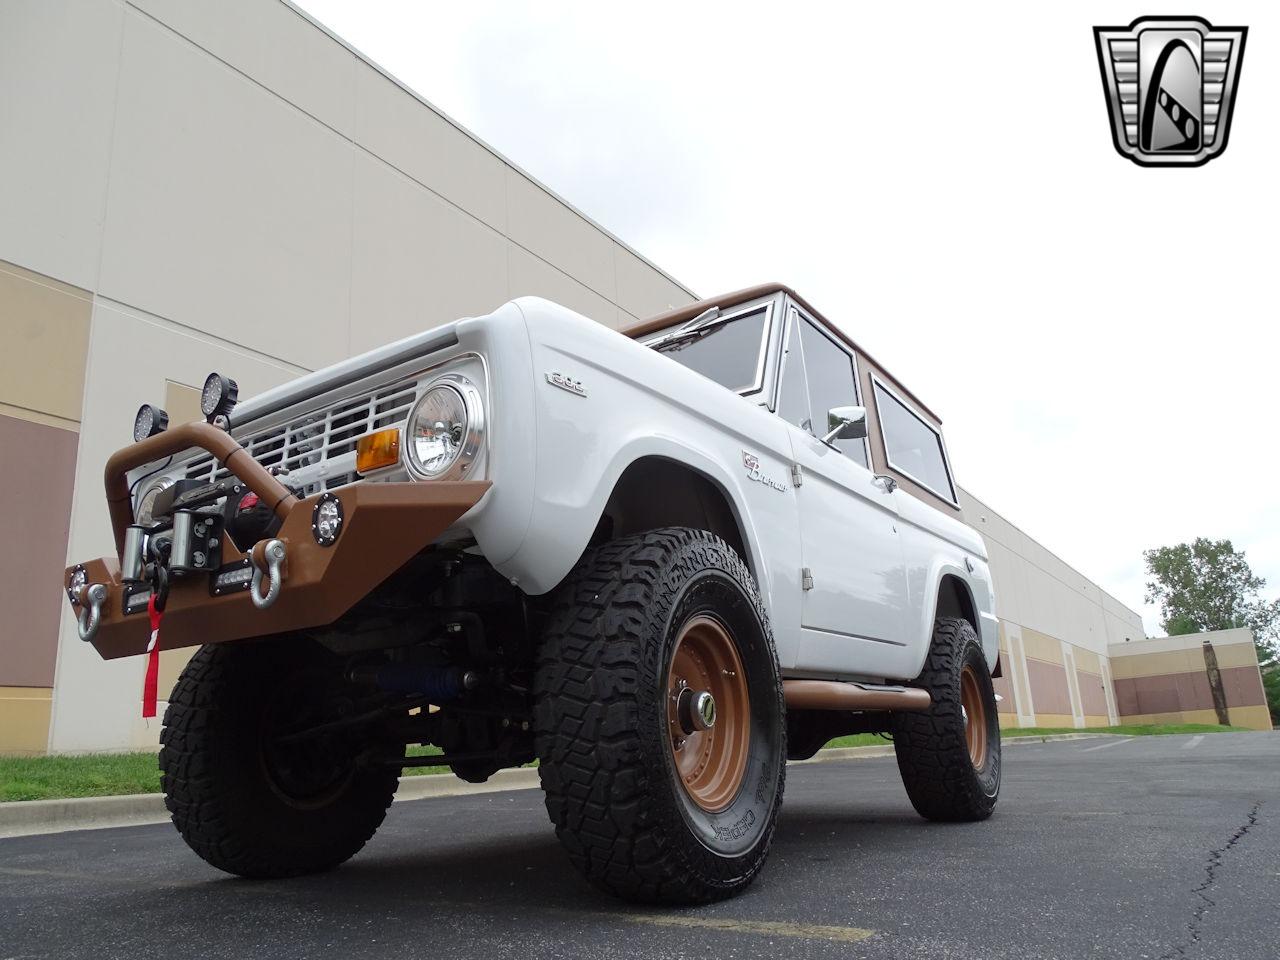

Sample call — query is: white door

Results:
[776,308,910,676]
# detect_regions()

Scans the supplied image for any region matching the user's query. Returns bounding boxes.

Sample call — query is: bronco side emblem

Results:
[742,450,787,493]
[1094,16,1247,167]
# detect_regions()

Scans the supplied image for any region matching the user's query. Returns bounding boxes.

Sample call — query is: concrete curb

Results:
[0,733,1108,839]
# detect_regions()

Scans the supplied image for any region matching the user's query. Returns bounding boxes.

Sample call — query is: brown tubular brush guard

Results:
[104,422,298,556]
[67,422,490,661]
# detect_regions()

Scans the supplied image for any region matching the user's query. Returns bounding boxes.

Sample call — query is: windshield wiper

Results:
[649,306,724,352]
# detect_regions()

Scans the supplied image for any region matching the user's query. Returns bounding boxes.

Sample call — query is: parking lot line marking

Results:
[1082,738,1135,752]
[1183,735,1204,750]
[611,913,875,943]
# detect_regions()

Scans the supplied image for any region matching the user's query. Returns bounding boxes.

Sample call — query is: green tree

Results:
[1144,538,1279,722]
[1264,664,1280,725]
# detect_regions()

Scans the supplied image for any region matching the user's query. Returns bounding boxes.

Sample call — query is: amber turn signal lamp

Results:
[356,428,401,474]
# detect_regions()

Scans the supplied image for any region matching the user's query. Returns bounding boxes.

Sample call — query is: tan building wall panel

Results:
[0,686,53,754]
[1120,706,1272,731]
[1111,642,1260,679]
[1034,713,1076,728]
[0,415,79,688]
[1006,632,1034,721]
[1225,706,1273,731]
[1073,647,1102,676]
[0,260,91,425]
[1021,628,1064,665]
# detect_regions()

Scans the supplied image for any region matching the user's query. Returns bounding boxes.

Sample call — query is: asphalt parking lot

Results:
[1,732,1275,960]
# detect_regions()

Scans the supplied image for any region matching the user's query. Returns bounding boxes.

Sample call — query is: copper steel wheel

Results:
[960,663,988,769]
[667,615,750,812]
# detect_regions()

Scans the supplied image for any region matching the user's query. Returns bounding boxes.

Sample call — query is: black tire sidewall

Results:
[162,640,399,876]
[893,618,1001,822]
[232,650,387,843]
[654,567,784,862]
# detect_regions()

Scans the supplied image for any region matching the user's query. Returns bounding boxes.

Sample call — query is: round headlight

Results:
[405,377,482,480]
[135,476,175,528]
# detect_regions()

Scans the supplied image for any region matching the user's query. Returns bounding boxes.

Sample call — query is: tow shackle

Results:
[250,539,287,610]
[76,583,108,643]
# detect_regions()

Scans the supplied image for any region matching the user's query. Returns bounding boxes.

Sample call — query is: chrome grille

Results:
[179,377,423,496]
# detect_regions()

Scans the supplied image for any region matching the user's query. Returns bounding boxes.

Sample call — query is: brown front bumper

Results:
[66,465,489,660]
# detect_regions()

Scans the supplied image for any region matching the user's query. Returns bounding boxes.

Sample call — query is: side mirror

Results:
[823,405,867,444]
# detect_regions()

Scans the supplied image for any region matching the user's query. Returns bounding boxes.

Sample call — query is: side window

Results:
[873,379,956,503]
[776,312,811,430]
[797,318,868,468]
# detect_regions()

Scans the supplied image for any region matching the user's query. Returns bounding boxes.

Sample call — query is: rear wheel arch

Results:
[934,573,979,636]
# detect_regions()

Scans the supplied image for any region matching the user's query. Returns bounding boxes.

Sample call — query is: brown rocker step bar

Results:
[783,679,931,712]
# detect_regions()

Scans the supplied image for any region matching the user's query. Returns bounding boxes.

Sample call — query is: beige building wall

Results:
[3,0,1183,754]
[961,489,1143,729]
[0,260,92,753]
[0,0,694,754]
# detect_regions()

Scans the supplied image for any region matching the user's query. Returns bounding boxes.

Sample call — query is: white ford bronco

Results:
[64,283,1001,903]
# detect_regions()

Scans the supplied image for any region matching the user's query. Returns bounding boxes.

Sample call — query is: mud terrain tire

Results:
[160,639,400,878]
[534,527,786,903]
[893,617,1000,821]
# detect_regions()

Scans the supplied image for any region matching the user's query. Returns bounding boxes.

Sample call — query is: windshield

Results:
[646,308,769,394]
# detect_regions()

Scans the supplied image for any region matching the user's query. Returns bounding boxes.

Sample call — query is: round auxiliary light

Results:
[67,565,87,604]
[311,492,343,546]
[200,372,239,420]
[133,404,169,443]
[404,376,483,480]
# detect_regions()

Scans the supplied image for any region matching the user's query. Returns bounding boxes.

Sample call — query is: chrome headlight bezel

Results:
[403,373,485,481]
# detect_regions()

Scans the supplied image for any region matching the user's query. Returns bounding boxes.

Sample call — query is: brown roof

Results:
[620,282,942,423]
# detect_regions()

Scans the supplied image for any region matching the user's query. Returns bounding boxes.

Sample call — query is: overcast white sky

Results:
[295,1,1279,635]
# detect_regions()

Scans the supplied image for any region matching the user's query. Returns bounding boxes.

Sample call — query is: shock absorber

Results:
[349,663,481,702]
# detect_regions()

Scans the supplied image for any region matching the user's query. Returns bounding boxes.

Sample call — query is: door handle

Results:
[873,474,898,493]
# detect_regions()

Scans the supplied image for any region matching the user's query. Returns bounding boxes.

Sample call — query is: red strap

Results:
[142,595,163,719]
